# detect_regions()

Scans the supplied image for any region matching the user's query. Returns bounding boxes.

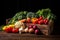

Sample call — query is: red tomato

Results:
[38,20,44,24]
[12,28,19,33]
[5,27,13,33]
[38,16,43,21]
[44,19,49,24]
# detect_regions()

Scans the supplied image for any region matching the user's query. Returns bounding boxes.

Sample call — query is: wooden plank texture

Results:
[0,31,60,40]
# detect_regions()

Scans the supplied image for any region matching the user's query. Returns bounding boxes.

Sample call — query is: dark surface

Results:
[3,0,60,35]
[0,31,60,40]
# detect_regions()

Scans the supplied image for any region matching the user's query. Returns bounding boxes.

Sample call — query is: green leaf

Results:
[0,25,5,31]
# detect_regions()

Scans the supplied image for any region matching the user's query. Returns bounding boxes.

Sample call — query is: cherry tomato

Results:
[5,27,13,33]
[12,28,19,33]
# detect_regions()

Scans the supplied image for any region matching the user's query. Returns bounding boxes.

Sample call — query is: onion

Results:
[35,29,39,34]
[24,27,29,33]
[28,25,33,29]
[33,25,37,30]
[29,28,34,33]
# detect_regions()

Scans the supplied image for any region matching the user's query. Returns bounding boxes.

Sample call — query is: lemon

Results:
[2,26,7,31]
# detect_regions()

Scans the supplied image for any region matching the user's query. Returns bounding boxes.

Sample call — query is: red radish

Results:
[33,25,37,30]
[12,28,19,33]
[35,29,39,34]
[29,28,34,33]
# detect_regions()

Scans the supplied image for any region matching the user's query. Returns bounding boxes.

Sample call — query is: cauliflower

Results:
[14,21,25,28]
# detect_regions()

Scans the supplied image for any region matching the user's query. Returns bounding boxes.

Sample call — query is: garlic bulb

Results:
[19,27,24,31]
[19,27,24,34]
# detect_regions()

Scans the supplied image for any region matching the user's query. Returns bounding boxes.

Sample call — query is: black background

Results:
[3,0,60,34]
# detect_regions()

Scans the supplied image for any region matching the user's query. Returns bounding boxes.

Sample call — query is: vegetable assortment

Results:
[8,8,56,24]
[1,8,56,35]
